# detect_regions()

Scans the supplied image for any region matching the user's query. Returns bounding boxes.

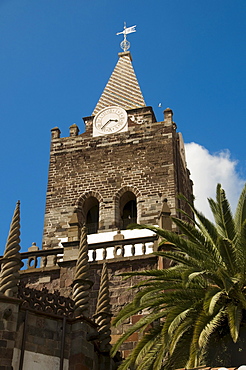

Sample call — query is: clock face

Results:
[93,106,127,136]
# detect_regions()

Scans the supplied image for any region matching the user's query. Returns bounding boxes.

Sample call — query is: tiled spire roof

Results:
[92,51,146,115]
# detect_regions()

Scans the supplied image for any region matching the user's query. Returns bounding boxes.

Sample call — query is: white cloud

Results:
[184,142,245,220]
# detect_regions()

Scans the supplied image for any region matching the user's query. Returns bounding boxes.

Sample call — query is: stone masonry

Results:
[43,106,193,249]
[0,49,194,368]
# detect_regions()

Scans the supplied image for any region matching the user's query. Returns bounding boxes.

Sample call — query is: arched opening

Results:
[84,197,99,234]
[120,191,137,229]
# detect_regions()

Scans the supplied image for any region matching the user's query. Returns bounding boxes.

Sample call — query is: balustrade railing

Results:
[0,247,63,272]
[88,235,157,262]
[0,235,157,272]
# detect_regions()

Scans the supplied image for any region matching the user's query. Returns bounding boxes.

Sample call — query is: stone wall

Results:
[0,294,103,369]
[19,252,158,361]
[20,255,157,313]
[43,107,193,248]
[0,296,21,370]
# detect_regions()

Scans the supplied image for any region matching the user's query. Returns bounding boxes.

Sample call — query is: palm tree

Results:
[111,183,246,370]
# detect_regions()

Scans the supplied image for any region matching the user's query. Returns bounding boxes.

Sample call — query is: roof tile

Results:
[92,51,146,115]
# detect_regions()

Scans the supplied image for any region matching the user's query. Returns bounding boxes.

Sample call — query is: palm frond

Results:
[116,355,133,370]
[137,338,164,370]
[208,184,236,240]
[114,184,246,370]
[188,309,212,368]
[119,265,185,279]
[123,327,163,370]
[167,316,194,356]
[152,341,166,370]
[156,250,205,270]
[113,301,145,327]
[178,193,220,248]
[163,329,192,370]
[167,308,192,337]
[171,217,206,245]
[226,302,242,342]
[216,237,237,275]
[234,182,246,230]
[169,218,222,266]
[198,309,225,349]
[111,310,166,357]
[203,288,225,315]
[187,270,216,285]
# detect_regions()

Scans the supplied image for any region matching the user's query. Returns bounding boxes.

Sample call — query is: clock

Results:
[93,106,128,137]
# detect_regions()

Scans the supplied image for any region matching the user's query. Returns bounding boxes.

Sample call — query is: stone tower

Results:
[42,50,193,250]
[0,47,194,368]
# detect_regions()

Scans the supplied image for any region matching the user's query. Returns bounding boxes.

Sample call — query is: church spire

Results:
[92,24,146,115]
[92,51,146,115]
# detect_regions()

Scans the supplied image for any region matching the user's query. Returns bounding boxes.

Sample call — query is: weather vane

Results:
[116,22,136,52]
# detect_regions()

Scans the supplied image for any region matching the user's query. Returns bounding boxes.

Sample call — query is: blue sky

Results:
[0,0,246,255]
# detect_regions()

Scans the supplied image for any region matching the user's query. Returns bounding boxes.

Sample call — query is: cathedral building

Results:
[0,31,193,369]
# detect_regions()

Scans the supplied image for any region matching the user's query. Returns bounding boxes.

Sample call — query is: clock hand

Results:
[101,119,118,129]
[101,120,111,129]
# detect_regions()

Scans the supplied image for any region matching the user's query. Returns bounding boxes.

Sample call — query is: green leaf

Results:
[208,184,236,241]
[207,289,224,315]
[226,302,242,342]
[234,182,246,230]
[111,310,166,357]
[113,184,246,370]
[216,237,237,275]
[198,309,225,351]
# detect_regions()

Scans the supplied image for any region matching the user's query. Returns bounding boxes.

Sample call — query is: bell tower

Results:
[42,43,193,248]
[0,27,194,368]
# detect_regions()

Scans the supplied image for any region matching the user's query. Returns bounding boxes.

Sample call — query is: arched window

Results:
[120,191,137,229]
[84,197,99,234]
